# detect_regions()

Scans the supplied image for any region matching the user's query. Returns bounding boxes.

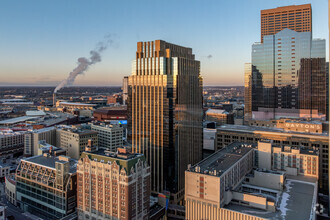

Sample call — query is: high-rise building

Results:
[245,4,327,121]
[246,29,326,120]
[261,4,312,43]
[128,40,203,203]
[77,147,150,220]
[16,153,77,219]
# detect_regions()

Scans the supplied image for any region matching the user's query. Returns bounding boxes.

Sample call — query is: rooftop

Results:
[217,124,328,138]
[23,154,77,174]
[206,109,228,115]
[80,148,146,175]
[225,179,316,220]
[59,102,96,107]
[0,116,40,125]
[188,142,255,177]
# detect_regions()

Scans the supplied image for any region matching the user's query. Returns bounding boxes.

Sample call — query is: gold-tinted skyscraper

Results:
[261,4,312,42]
[128,40,203,203]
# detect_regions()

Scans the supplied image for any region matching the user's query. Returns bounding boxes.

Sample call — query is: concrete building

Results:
[260,4,312,43]
[24,126,56,156]
[5,174,16,206]
[56,102,96,111]
[216,124,329,193]
[90,123,123,151]
[128,40,203,203]
[56,126,98,159]
[185,142,318,220]
[247,118,325,134]
[205,109,234,125]
[77,147,150,220]
[37,140,66,156]
[0,130,25,159]
[16,153,77,219]
[258,141,319,178]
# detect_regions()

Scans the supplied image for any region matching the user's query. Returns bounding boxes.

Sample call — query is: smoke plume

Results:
[54,35,113,93]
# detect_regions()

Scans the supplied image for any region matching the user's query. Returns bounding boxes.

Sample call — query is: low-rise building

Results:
[5,174,16,206]
[77,147,150,220]
[0,130,25,159]
[16,153,77,220]
[185,142,318,220]
[90,123,123,151]
[205,109,234,125]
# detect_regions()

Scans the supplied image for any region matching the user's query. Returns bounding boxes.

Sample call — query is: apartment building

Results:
[77,147,151,220]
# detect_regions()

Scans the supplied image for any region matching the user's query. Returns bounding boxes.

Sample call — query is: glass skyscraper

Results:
[128,40,203,203]
[245,29,326,120]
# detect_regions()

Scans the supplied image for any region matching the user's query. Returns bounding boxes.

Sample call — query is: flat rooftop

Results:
[23,155,77,174]
[225,179,316,220]
[188,142,255,177]
[217,124,328,138]
[59,102,96,107]
[0,116,40,125]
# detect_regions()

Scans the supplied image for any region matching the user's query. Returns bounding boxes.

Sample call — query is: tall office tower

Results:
[244,63,252,121]
[77,147,150,220]
[261,4,312,43]
[247,28,326,120]
[128,40,203,203]
[122,76,129,105]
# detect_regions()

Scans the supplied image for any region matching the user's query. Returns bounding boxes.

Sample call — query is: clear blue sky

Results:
[0,0,328,86]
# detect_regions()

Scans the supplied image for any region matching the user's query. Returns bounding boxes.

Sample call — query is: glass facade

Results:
[128,40,203,202]
[247,29,326,120]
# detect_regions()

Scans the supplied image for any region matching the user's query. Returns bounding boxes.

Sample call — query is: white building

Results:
[56,127,98,159]
[90,123,123,151]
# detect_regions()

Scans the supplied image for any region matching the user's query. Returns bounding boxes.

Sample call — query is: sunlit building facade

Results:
[246,29,326,120]
[261,4,312,43]
[128,40,203,203]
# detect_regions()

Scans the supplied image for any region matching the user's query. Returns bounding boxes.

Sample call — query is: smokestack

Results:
[53,93,56,107]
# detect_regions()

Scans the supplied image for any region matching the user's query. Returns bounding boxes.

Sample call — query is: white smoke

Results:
[54,35,113,93]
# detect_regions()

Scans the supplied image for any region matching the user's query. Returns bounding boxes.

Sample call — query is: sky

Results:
[0,0,328,87]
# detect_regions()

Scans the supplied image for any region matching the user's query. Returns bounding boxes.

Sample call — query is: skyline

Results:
[0,0,328,87]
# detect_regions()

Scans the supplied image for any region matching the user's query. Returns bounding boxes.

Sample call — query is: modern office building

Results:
[77,147,150,220]
[216,124,329,193]
[90,123,123,151]
[246,29,326,120]
[24,126,56,156]
[128,40,203,203]
[122,76,129,105]
[245,4,327,121]
[16,153,77,219]
[56,126,98,159]
[185,142,318,220]
[260,4,312,43]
